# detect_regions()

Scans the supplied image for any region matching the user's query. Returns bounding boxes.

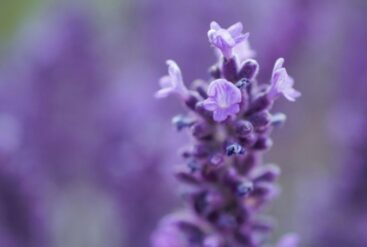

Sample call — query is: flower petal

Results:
[207,79,241,108]
[228,22,243,38]
[155,88,173,98]
[272,57,285,78]
[207,79,222,97]
[166,60,183,86]
[208,21,249,59]
[202,98,218,111]
[217,30,235,47]
[155,60,188,99]
[159,75,172,88]
[233,32,249,44]
[213,109,229,122]
[225,104,240,116]
[283,88,301,102]
[269,59,301,102]
[272,68,287,88]
[223,82,242,106]
[210,21,221,31]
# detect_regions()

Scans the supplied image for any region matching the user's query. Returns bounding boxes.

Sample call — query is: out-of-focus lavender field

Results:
[0,0,366,246]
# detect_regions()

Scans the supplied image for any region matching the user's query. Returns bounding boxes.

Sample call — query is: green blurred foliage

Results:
[0,0,42,42]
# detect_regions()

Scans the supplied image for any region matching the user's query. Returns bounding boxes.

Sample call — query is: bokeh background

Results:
[0,0,366,246]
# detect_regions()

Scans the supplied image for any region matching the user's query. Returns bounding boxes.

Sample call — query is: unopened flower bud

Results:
[191,122,212,139]
[185,92,200,110]
[192,79,208,99]
[235,120,254,137]
[247,94,272,115]
[238,59,259,80]
[222,57,238,82]
[253,137,273,150]
[252,164,281,182]
[248,111,272,130]
[209,65,221,79]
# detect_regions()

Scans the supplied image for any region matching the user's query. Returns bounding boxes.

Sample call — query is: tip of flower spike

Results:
[208,21,249,60]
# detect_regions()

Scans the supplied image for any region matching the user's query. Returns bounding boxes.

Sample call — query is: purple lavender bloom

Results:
[155,60,189,99]
[208,21,249,59]
[202,79,242,122]
[268,58,301,102]
[154,21,300,247]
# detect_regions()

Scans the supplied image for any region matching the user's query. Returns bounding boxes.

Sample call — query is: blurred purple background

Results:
[0,0,366,246]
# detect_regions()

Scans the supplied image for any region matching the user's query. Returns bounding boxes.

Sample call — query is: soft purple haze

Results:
[309,1,367,246]
[0,0,365,246]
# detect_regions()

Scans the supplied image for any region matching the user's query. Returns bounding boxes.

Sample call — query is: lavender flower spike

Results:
[268,58,301,102]
[155,60,189,99]
[208,21,249,59]
[202,79,242,122]
[153,21,300,247]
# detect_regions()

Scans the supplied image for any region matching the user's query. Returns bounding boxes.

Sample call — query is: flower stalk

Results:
[153,21,300,247]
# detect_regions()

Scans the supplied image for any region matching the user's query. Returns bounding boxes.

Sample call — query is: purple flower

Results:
[155,60,189,99]
[202,79,242,122]
[154,21,300,247]
[208,21,249,59]
[268,58,301,102]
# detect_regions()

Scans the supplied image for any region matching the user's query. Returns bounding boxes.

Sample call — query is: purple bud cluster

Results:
[153,21,300,247]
